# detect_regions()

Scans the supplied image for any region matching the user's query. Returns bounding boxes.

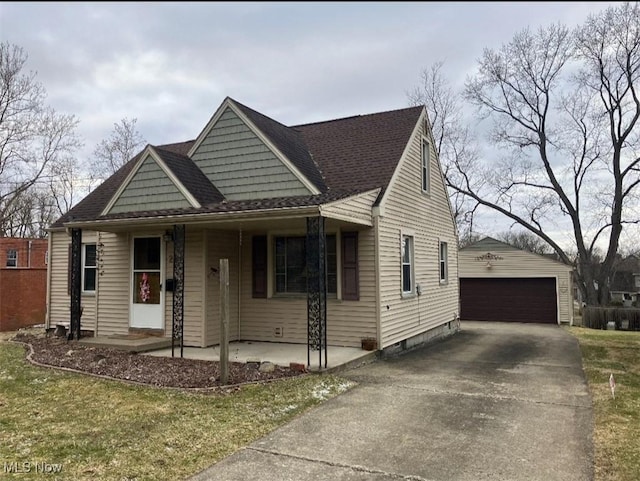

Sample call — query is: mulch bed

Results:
[10,333,306,389]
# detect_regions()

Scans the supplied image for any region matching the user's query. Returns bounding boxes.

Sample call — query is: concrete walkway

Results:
[188,322,593,481]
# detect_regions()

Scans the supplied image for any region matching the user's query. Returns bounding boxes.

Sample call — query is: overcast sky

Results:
[0,1,630,247]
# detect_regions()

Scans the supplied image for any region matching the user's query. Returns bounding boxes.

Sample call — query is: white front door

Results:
[130,237,164,329]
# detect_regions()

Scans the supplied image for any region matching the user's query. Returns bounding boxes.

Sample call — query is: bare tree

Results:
[408,61,482,242]
[91,117,145,182]
[0,42,81,236]
[440,3,640,306]
[496,230,553,256]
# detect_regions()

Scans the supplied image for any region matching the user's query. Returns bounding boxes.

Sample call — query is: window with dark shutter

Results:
[341,232,359,300]
[67,244,72,295]
[252,235,267,298]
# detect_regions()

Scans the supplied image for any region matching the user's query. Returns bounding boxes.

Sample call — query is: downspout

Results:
[238,228,242,341]
[95,232,101,337]
[45,233,53,330]
[28,240,32,268]
[455,237,461,330]
[373,211,382,350]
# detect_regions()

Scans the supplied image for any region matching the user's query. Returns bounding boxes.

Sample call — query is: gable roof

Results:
[461,236,571,268]
[231,99,327,193]
[51,100,425,228]
[153,146,224,206]
[51,140,195,227]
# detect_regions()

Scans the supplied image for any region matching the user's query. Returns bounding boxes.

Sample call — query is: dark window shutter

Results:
[341,232,359,300]
[252,235,267,298]
[67,244,72,296]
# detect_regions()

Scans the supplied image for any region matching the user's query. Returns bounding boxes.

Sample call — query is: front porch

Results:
[60,207,379,369]
[143,341,376,372]
[78,334,377,372]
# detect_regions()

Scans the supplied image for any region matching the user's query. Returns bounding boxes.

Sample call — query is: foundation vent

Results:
[274,327,283,338]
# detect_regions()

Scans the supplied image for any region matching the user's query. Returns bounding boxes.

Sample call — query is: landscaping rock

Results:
[259,361,275,373]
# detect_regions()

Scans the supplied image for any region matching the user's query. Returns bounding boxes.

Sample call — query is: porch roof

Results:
[62,189,379,231]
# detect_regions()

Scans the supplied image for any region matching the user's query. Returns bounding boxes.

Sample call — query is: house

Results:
[45,97,459,367]
[458,237,573,324]
[0,237,48,331]
[610,254,640,306]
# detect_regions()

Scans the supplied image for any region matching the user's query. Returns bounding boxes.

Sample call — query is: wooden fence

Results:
[582,307,640,330]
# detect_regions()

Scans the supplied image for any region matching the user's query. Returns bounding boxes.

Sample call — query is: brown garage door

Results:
[460,278,557,323]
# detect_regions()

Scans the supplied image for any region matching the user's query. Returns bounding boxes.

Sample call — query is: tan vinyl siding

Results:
[95,232,130,336]
[378,125,459,348]
[238,226,376,348]
[191,107,311,200]
[164,228,206,346]
[320,189,379,226]
[459,239,573,324]
[204,229,240,346]
[109,154,191,214]
[47,230,98,331]
[47,231,71,326]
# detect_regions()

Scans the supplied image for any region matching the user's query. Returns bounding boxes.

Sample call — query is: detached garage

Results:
[459,237,574,324]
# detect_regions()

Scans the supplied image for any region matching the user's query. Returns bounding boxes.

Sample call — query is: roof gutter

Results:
[62,205,321,230]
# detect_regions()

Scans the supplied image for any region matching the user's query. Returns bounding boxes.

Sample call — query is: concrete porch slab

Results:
[143,341,378,372]
[77,335,172,353]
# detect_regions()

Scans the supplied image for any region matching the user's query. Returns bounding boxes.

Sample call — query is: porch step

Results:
[77,336,172,353]
[128,328,165,337]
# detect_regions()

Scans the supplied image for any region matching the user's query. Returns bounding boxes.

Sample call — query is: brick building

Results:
[0,237,48,331]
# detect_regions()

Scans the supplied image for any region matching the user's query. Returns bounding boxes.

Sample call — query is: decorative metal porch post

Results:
[171,224,185,358]
[69,228,82,341]
[306,216,327,369]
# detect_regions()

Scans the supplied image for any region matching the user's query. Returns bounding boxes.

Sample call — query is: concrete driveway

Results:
[189,322,593,481]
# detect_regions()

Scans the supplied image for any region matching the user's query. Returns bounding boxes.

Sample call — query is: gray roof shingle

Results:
[51,102,423,228]
[153,146,224,206]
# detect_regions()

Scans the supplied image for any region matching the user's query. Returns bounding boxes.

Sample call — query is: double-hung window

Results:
[6,249,17,267]
[401,235,414,294]
[252,233,358,299]
[274,235,337,295]
[439,241,448,283]
[82,244,97,292]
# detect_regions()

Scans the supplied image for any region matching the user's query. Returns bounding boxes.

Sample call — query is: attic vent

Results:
[274,327,283,338]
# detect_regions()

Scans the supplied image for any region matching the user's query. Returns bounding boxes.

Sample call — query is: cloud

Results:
[1,1,631,248]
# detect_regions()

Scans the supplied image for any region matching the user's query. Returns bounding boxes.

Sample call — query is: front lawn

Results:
[568,327,640,481]
[0,341,354,481]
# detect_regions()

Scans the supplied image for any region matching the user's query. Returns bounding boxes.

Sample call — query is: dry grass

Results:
[567,327,640,481]
[0,339,355,481]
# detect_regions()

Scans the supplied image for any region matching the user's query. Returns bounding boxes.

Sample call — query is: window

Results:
[273,235,337,295]
[6,249,17,267]
[422,138,430,193]
[439,241,448,283]
[401,235,414,294]
[82,244,97,292]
